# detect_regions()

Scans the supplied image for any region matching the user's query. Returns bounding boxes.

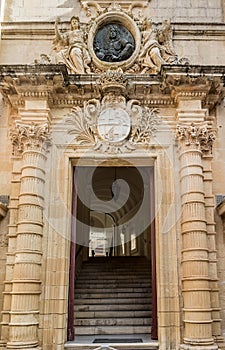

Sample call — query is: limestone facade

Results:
[1,1,225,350]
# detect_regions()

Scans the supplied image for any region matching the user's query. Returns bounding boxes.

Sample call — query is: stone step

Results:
[73,256,153,340]
[75,310,152,319]
[74,325,152,335]
[75,287,152,294]
[75,298,152,305]
[77,276,151,281]
[78,272,151,278]
[75,282,151,289]
[76,292,152,299]
[75,304,151,312]
[82,267,150,271]
[74,318,152,327]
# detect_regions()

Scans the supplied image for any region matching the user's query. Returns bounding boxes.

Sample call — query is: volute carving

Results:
[176,123,216,154]
[65,71,160,153]
[10,123,51,156]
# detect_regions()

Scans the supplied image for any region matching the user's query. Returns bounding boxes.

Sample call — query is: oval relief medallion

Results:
[94,23,135,63]
[88,11,141,70]
[97,107,131,143]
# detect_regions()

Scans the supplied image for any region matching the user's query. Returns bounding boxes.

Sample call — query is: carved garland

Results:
[176,123,216,154]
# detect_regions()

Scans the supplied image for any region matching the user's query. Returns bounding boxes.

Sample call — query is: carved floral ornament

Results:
[10,123,51,156]
[176,123,216,154]
[51,3,189,75]
[65,94,160,153]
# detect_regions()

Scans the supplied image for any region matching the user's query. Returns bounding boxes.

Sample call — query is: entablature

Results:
[0,64,225,111]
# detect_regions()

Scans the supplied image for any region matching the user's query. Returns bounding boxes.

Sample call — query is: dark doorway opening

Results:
[68,165,157,341]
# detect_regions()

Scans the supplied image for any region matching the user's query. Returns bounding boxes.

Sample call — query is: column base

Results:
[6,341,41,350]
[7,347,42,350]
[180,344,218,350]
[215,336,225,350]
[0,340,7,350]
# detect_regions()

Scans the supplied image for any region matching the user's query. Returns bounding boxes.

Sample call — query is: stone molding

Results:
[2,22,225,40]
[0,65,225,110]
[80,0,149,13]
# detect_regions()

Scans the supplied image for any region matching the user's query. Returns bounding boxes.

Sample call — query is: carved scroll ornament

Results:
[66,97,160,153]
[10,123,51,156]
[176,123,216,154]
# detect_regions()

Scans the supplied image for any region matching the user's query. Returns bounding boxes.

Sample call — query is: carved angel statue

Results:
[139,18,178,74]
[53,16,91,74]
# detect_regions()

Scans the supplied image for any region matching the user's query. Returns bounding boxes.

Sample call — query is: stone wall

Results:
[1,0,224,22]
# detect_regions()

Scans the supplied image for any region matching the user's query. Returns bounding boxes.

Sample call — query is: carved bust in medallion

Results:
[93,23,135,63]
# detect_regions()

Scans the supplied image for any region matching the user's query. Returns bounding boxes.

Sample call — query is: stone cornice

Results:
[1,22,225,40]
[0,64,225,110]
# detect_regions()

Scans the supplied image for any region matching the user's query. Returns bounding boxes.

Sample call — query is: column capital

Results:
[176,123,216,155]
[10,122,51,156]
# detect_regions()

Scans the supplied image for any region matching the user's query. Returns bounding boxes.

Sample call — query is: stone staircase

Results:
[71,256,156,347]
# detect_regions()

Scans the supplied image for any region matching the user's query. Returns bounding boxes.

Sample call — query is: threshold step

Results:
[65,342,158,350]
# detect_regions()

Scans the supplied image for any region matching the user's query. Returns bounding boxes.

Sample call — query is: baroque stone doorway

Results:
[67,165,157,344]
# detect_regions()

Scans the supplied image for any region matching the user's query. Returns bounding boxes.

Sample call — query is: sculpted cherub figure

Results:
[139,18,177,74]
[54,16,91,74]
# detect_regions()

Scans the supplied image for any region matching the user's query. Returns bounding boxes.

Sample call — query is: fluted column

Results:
[6,123,50,349]
[0,156,22,348]
[202,152,225,347]
[176,123,217,350]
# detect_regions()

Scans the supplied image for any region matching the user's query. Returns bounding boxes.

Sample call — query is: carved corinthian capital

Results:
[176,123,216,154]
[10,122,51,156]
